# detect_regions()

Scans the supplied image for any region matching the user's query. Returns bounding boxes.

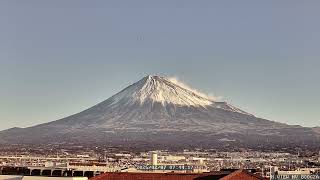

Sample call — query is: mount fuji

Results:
[0,75,319,149]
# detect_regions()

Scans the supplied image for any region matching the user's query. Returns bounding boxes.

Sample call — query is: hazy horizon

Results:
[1,0,320,130]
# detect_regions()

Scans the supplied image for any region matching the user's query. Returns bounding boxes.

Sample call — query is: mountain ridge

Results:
[0,75,319,150]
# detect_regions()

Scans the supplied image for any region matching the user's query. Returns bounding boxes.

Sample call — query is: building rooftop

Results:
[90,169,265,180]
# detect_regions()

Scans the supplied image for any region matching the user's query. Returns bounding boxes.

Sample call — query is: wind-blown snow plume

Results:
[168,76,222,101]
[1,75,318,149]
[111,75,214,107]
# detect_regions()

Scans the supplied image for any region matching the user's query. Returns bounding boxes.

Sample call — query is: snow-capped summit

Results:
[110,75,252,116]
[0,75,318,149]
[111,75,213,107]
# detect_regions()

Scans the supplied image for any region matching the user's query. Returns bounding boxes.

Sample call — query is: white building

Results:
[164,155,185,162]
[151,152,158,165]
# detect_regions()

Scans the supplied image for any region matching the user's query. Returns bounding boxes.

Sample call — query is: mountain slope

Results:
[0,75,319,149]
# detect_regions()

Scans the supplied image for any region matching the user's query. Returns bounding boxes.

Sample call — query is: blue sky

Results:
[0,0,319,130]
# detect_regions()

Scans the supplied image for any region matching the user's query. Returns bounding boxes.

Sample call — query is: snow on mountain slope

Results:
[0,75,318,148]
[36,75,260,130]
[109,75,252,115]
[28,75,273,134]
[111,75,213,107]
